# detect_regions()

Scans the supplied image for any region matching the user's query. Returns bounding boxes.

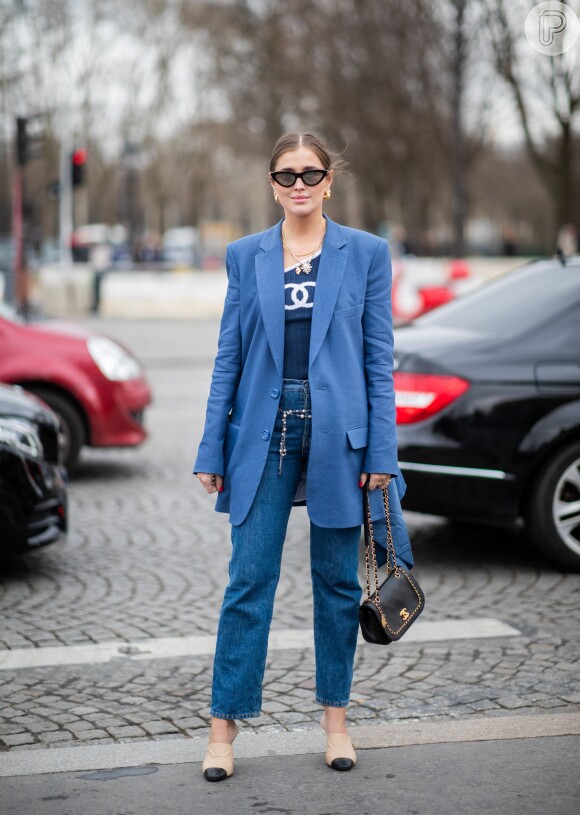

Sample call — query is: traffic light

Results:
[71,148,87,187]
[17,117,27,166]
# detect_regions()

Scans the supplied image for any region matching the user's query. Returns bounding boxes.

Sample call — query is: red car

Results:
[0,303,152,470]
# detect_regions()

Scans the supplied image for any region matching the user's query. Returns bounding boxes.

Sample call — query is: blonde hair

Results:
[270,132,348,175]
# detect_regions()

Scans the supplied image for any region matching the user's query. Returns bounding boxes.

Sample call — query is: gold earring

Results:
[323,189,331,200]
[274,192,280,203]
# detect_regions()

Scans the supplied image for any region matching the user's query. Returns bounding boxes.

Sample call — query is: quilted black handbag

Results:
[359,481,425,644]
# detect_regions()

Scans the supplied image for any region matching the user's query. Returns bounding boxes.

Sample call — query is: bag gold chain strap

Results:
[363,484,399,627]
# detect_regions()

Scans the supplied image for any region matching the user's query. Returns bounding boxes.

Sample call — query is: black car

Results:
[0,384,68,554]
[394,256,580,570]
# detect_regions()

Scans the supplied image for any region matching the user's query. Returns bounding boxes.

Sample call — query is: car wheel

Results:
[25,387,85,472]
[527,441,580,571]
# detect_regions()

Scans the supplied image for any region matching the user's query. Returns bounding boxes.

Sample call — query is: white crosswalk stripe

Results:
[0,618,520,671]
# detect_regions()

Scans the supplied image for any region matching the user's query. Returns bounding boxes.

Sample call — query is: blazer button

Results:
[261,429,271,441]
[269,388,280,399]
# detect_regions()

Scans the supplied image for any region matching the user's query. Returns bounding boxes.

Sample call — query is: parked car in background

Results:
[394,256,580,570]
[161,227,201,269]
[0,384,67,555]
[0,303,152,471]
[72,223,129,267]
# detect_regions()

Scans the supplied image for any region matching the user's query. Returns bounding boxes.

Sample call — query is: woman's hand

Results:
[359,473,391,490]
[196,473,224,494]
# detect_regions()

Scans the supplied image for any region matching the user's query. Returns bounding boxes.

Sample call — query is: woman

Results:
[193,132,414,781]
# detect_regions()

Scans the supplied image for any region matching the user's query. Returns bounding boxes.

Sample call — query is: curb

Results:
[1,713,578,778]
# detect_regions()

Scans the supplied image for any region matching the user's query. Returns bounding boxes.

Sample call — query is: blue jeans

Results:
[210,378,362,719]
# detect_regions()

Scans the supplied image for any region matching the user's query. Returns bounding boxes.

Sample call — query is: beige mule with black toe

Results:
[202,723,238,781]
[320,712,356,771]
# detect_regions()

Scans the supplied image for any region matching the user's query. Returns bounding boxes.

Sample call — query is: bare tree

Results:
[482,0,580,240]
[186,0,464,239]
[2,0,572,255]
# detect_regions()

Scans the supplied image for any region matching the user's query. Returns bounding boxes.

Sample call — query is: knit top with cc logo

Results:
[283,249,321,379]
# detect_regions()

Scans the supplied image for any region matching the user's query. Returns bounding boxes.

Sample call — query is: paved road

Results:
[2,736,579,815]
[1,318,579,756]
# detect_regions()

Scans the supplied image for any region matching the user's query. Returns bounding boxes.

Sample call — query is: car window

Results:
[415,260,580,335]
[534,301,580,352]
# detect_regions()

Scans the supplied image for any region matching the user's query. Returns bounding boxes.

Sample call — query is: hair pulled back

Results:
[270,132,348,175]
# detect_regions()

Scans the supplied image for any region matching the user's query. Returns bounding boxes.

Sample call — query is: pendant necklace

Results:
[282,222,327,275]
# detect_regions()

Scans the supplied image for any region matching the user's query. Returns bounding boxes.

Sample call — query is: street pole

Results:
[11,117,28,315]
[123,140,140,260]
[59,106,74,267]
[11,164,23,309]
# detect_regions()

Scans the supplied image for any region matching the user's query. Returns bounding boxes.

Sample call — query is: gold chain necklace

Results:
[282,223,327,275]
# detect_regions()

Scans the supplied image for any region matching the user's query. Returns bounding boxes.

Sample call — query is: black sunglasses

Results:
[270,169,329,187]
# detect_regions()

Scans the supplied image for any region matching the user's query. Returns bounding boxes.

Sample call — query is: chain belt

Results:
[277,408,312,475]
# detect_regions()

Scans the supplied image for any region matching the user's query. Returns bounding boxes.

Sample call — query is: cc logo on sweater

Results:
[285,281,316,310]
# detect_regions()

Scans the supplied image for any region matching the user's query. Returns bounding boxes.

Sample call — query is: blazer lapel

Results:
[309,216,348,370]
[256,220,285,378]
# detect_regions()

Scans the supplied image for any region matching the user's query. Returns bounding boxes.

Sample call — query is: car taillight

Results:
[394,372,470,424]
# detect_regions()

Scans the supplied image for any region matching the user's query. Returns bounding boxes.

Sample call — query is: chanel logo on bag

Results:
[400,608,410,621]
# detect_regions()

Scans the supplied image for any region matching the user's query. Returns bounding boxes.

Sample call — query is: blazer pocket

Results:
[346,424,368,449]
[334,302,364,321]
[228,414,242,427]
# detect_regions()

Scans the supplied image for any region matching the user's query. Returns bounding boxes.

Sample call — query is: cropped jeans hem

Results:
[316,696,350,707]
[210,709,261,720]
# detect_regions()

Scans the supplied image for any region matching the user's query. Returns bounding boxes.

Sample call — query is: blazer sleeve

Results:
[361,238,399,476]
[193,245,242,476]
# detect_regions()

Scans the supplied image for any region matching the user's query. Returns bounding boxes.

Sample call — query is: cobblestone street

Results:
[1,318,579,753]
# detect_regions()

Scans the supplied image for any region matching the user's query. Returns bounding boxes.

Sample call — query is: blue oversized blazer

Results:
[193,215,414,567]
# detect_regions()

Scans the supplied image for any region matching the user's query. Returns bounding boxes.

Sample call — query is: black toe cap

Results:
[330,757,355,771]
[203,767,229,781]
